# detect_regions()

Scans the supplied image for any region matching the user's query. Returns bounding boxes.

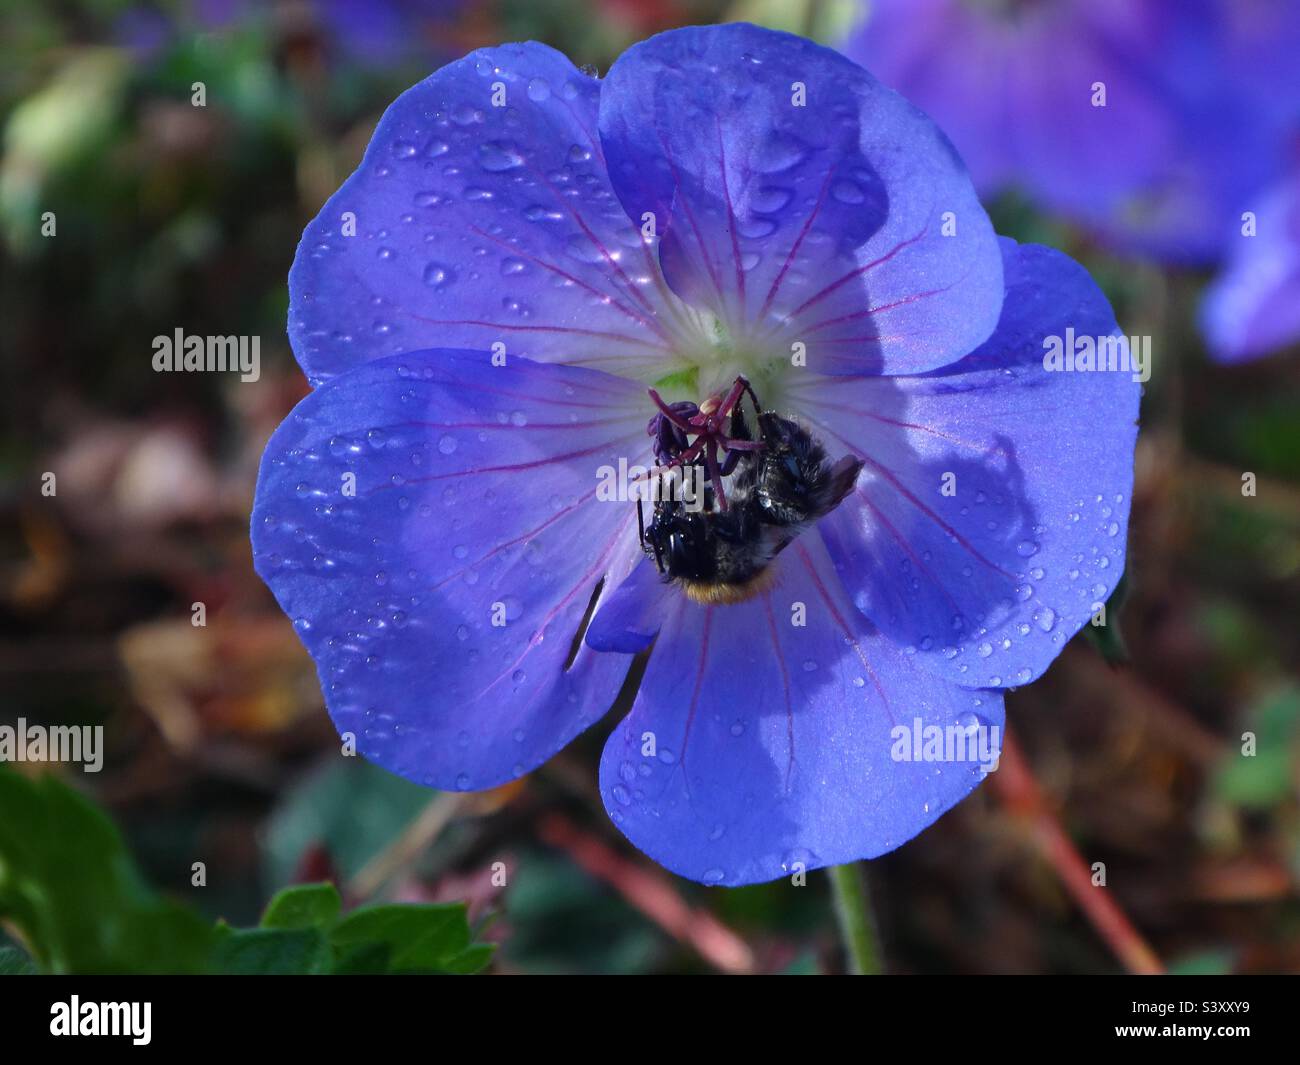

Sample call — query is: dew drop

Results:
[750,186,793,212]
[423,262,454,288]
[831,180,865,204]
[479,140,525,172]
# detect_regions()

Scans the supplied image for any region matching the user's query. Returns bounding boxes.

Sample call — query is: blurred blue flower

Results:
[253,24,1139,884]
[846,0,1300,265]
[1202,170,1300,362]
[113,0,252,57]
[112,0,459,67]
[316,0,461,65]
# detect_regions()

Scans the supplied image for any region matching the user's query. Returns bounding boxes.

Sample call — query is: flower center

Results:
[637,373,864,605]
[658,310,796,415]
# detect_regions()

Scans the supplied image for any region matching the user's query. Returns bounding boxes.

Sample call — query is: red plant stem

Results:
[992,727,1164,975]
[538,812,756,974]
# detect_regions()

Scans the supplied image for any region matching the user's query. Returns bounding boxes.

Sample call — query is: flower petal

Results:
[1202,175,1300,363]
[845,0,1015,196]
[850,0,1294,265]
[597,23,1003,375]
[599,538,1003,886]
[252,350,650,789]
[1002,1,1181,220]
[289,42,680,386]
[584,558,674,654]
[798,239,1140,688]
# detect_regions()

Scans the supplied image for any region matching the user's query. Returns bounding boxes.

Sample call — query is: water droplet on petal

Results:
[423,262,455,288]
[479,140,525,172]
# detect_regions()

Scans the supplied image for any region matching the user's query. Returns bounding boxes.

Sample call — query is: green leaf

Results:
[0,768,492,976]
[0,945,38,975]
[212,924,331,975]
[260,883,341,930]
[436,943,496,975]
[0,768,213,974]
[1080,570,1130,665]
[262,759,432,888]
[329,903,484,974]
[1214,685,1300,810]
[503,855,660,974]
[331,941,395,975]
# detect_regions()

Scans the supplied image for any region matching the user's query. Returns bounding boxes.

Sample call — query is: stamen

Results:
[643,375,765,512]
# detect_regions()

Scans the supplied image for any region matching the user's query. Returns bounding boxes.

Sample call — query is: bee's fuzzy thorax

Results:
[680,565,779,605]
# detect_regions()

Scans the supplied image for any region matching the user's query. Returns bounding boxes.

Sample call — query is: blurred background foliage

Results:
[0,0,1297,974]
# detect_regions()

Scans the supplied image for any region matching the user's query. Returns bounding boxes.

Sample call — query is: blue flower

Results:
[845,0,1300,265]
[113,0,462,68]
[314,0,463,65]
[253,24,1139,885]
[1202,170,1300,363]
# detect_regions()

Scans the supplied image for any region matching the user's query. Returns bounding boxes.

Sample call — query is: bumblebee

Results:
[638,381,862,605]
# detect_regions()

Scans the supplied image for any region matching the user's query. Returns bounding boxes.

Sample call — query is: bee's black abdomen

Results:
[643,497,768,587]
[638,384,862,600]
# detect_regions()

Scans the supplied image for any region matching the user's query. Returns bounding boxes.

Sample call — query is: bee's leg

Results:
[714,379,766,462]
[704,445,730,512]
[711,376,749,423]
[638,497,668,573]
[710,374,764,426]
[738,375,763,417]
